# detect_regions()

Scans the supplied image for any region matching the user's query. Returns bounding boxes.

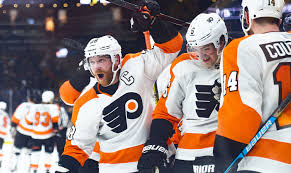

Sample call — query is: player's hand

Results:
[130,0,160,32]
[212,79,221,103]
[137,139,168,173]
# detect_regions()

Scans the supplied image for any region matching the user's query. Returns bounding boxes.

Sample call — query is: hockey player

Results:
[0,101,10,167]
[55,0,183,173]
[54,102,69,160]
[137,13,228,173]
[213,0,290,172]
[26,90,60,173]
[10,93,38,172]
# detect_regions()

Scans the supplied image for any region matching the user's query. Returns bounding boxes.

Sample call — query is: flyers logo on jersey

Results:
[103,92,143,133]
[195,79,220,118]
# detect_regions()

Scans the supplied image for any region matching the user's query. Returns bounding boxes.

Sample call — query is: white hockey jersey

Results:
[26,103,60,139]
[62,33,183,173]
[0,109,10,139]
[153,53,220,161]
[217,32,291,173]
[11,102,34,136]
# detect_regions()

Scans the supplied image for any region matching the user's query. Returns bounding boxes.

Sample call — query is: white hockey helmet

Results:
[186,13,228,67]
[42,90,55,103]
[241,0,285,35]
[83,35,122,86]
[0,101,7,110]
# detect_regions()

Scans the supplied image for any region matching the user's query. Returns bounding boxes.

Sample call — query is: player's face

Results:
[88,55,114,86]
[188,43,218,68]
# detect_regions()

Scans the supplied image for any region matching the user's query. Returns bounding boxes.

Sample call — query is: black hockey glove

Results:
[130,0,160,32]
[138,119,174,173]
[69,60,92,92]
[137,139,168,173]
[56,155,81,173]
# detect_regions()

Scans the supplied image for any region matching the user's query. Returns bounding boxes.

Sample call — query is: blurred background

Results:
[0,0,290,115]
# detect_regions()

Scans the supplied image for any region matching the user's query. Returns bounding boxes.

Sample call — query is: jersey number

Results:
[273,62,291,129]
[35,112,51,127]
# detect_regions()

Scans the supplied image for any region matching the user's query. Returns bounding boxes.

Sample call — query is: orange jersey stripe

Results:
[178,131,216,149]
[93,142,100,153]
[0,131,6,136]
[99,144,144,164]
[59,81,81,105]
[51,116,59,123]
[18,123,33,133]
[63,140,89,166]
[71,88,98,124]
[217,36,262,144]
[33,129,53,135]
[154,33,183,54]
[121,52,142,68]
[248,138,291,164]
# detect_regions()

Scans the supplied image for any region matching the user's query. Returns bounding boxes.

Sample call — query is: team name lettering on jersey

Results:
[103,92,143,133]
[193,164,215,173]
[260,41,291,61]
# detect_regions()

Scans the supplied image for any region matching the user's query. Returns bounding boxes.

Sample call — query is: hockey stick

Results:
[107,0,190,27]
[224,92,291,173]
[62,38,85,51]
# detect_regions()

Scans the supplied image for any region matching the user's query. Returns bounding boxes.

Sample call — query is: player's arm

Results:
[59,60,92,106]
[138,61,184,171]
[11,104,24,127]
[57,100,101,173]
[214,38,263,172]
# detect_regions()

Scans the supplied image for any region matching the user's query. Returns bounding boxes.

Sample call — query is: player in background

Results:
[26,90,60,173]
[54,101,70,160]
[137,13,228,173]
[55,0,183,172]
[10,93,38,173]
[0,101,10,167]
[213,0,290,172]
[283,13,291,32]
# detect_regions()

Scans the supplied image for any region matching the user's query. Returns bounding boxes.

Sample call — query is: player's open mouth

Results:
[97,74,104,79]
[202,57,210,62]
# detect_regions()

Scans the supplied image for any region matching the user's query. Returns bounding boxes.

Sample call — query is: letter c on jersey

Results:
[103,92,143,133]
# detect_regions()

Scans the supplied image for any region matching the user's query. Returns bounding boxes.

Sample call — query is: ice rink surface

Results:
[1,136,59,173]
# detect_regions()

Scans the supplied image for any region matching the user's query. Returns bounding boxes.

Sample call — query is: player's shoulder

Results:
[170,53,202,75]
[121,52,143,68]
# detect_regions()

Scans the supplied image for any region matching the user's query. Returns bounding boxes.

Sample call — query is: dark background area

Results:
[0,0,290,114]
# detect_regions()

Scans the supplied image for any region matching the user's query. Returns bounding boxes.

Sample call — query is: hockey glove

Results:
[57,155,81,173]
[137,139,168,173]
[130,0,160,32]
[212,79,221,111]
[69,60,92,92]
